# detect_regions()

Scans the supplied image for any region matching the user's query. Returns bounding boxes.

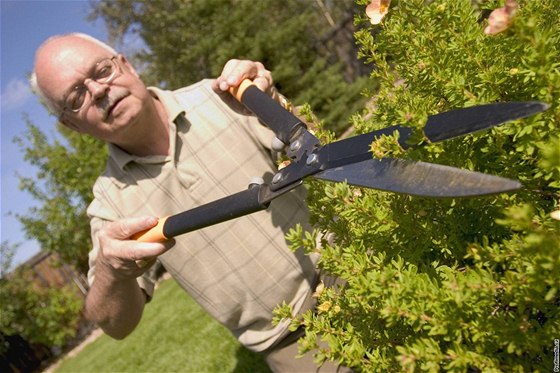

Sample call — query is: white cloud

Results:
[1,77,33,111]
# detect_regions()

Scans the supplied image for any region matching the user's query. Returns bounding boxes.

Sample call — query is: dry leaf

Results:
[312,281,325,298]
[277,160,291,170]
[366,0,391,25]
[484,0,518,35]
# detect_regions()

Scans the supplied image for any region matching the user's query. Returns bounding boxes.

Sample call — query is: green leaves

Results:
[14,120,107,272]
[0,243,83,350]
[285,0,560,370]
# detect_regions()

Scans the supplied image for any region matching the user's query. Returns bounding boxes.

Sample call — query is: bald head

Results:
[31,33,118,114]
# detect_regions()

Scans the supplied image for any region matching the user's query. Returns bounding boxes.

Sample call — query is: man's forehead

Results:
[35,37,109,98]
[39,37,107,67]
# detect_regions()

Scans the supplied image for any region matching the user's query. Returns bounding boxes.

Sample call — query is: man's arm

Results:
[85,216,174,339]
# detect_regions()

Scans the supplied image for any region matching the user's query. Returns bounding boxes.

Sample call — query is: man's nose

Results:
[84,79,109,101]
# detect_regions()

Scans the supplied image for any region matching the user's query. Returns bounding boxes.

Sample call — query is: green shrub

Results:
[281,0,559,371]
[0,269,83,350]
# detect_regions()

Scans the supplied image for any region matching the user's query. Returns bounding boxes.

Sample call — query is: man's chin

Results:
[106,109,142,135]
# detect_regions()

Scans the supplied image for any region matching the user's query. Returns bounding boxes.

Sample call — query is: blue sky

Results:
[1,1,109,267]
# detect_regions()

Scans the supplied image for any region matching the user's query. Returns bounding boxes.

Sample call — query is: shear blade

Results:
[424,101,549,142]
[313,158,522,198]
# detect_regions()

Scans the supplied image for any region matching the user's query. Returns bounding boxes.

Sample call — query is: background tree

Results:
[0,241,83,351]
[89,0,370,132]
[279,0,559,371]
[14,119,107,273]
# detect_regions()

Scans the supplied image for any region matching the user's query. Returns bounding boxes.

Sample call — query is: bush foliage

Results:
[281,0,559,371]
[0,243,83,351]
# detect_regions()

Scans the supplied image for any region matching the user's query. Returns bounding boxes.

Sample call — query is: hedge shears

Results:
[135,80,548,242]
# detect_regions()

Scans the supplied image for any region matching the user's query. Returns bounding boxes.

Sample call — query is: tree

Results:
[14,119,107,273]
[280,0,559,371]
[0,241,83,351]
[89,0,370,133]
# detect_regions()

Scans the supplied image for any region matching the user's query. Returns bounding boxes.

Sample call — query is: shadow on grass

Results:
[232,346,272,373]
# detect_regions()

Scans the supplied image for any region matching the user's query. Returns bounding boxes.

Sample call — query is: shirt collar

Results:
[149,86,185,121]
[108,87,186,171]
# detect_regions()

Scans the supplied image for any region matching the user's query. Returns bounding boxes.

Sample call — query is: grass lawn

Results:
[55,279,272,373]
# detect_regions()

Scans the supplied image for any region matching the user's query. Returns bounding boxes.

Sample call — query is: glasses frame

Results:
[60,55,121,115]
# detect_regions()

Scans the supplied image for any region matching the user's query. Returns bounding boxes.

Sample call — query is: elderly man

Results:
[32,33,350,372]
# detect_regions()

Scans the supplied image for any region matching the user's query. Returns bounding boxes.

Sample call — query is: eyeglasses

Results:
[61,56,121,113]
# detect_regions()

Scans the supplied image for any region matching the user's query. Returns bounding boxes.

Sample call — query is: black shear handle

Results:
[230,79,305,145]
[133,186,269,242]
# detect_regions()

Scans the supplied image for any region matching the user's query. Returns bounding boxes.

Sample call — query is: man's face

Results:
[35,36,151,144]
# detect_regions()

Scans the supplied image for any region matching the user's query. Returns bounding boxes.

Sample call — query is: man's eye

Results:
[95,65,113,80]
[68,87,86,110]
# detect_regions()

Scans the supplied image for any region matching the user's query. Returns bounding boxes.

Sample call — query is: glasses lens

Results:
[95,59,116,83]
[68,86,87,112]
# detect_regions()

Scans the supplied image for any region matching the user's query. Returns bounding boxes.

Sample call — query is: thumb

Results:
[107,216,160,241]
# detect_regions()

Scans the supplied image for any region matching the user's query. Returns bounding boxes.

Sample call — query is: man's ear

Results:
[118,54,140,79]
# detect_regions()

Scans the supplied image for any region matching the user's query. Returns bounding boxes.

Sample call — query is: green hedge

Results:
[280,0,559,371]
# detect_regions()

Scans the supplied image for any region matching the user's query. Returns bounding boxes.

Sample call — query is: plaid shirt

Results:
[87,80,318,351]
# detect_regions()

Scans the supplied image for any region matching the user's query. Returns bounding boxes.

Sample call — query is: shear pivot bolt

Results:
[272,173,283,184]
[290,140,301,152]
[306,154,318,166]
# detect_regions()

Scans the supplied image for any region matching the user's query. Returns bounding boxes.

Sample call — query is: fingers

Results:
[212,59,273,94]
[107,216,159,240]
[135,258,156,269]
[97,216,175,279]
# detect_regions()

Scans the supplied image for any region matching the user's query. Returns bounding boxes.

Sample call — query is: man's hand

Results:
[85,216,174,339]
[212,59,274,96]
[212,59,292,153]
[96,216,174,279]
